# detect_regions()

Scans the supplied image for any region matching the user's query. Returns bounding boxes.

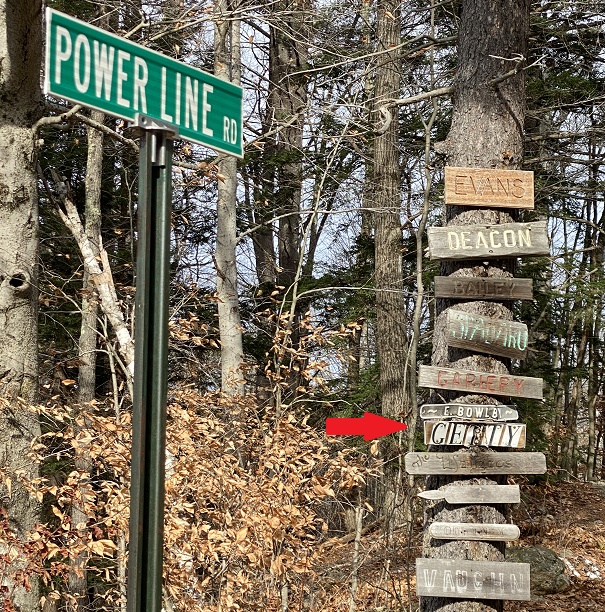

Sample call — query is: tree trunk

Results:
[421,0,530,610]
[585,156,603,481]
[0,1,43,610]
[373,0,408,530]
[269,2,308,293]
[77,111,104,405]
[214,0,245,395]
[560,208,592,476]
[69,109,105,612]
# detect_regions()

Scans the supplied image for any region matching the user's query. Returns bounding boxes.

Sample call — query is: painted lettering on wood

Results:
[447,309,528,359]
[429,522,520,541]
[405,451,547,475]
[416,558,531,600]
[418,365,543,400]
[427,221,549,261]
[418,484,520,504]
[444,166,534,209]
[420,404,518,421]
[434,276,533,301]
[424,421,526,448]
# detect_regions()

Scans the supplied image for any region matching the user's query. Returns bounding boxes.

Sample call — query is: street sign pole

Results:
[44,10,243,611]
[128,116,176,612]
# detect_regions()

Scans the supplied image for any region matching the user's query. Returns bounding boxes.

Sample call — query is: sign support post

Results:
[128,116,177,612]
[44,9,243,610]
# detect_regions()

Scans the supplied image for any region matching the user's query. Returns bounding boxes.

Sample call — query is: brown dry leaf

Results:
[235,526,248,543]
[46,543,62,560]
[51,506,64,521]
[88,539,117,557]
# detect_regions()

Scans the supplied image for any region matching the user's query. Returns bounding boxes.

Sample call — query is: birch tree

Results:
[214,0,245,395]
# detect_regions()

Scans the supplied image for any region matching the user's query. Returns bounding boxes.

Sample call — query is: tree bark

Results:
[269,1,308,292]
[584,155,603,481]
[69,109,105,612]
[78,111,104,405]
[373,0,408,530]
[421,1,530,610]
[0,1,43,610]
[214,0,245,395]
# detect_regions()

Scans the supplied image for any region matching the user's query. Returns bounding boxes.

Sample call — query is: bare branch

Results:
[32,104,82,132]
[384,86,454,108]
[487,54,545,87]
[39,103,139,150]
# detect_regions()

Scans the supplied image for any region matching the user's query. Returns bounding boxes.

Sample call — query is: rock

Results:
[506,545,571,596]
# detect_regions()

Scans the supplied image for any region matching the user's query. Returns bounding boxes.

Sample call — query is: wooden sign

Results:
[424,421,526,448]
[447,309,528,359]
[427,221,549,261]
[434,276,533,301]
[444,166,534,209]
[416,558,531,600]
[405,451,547,475]
[420,404,518,421]
[418,365,543,400]
[429,522,520,541]
[418,484,520,504]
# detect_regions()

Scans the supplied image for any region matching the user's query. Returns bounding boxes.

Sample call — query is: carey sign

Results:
[418,365,543,400]
[44,8,243,156]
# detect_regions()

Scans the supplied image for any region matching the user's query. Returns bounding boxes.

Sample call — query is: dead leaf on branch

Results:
[87,539,117,557]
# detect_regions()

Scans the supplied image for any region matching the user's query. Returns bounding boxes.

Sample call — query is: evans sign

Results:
[444,166,534,209]
[44,8,243,156]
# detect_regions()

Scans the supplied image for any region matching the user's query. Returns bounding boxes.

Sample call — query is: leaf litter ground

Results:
[317,481,605,610]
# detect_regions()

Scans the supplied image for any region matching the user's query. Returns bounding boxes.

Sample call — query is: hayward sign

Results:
[44,8,243,156]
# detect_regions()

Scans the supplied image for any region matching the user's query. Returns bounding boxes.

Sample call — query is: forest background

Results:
[0,0,604,611]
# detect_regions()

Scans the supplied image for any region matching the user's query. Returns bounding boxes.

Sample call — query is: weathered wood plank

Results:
[434,276,533,300]
[416,558,531,600]
[447,308,528,359]
[444,166,534,209]
[429,522,520,541]
[427,221,549,261]
[418,484,520,504]
[420,404,518,421]
[405,451,547,475]
[418,365,543,400]
[424,421,526,448]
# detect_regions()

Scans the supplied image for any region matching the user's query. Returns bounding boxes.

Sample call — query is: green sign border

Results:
[44,8,243,157]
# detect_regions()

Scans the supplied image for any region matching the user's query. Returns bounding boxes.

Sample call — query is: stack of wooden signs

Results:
[405,167,549,602]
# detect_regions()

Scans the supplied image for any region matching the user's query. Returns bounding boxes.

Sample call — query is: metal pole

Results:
[128,116,176,612]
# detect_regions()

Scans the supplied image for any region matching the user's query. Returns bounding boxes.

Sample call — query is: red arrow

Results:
[326,412,407,441]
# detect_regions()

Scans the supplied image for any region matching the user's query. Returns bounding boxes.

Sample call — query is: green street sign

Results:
[44,8,243,157]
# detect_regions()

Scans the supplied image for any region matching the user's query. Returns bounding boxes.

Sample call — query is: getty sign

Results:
[44,8,243,157]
